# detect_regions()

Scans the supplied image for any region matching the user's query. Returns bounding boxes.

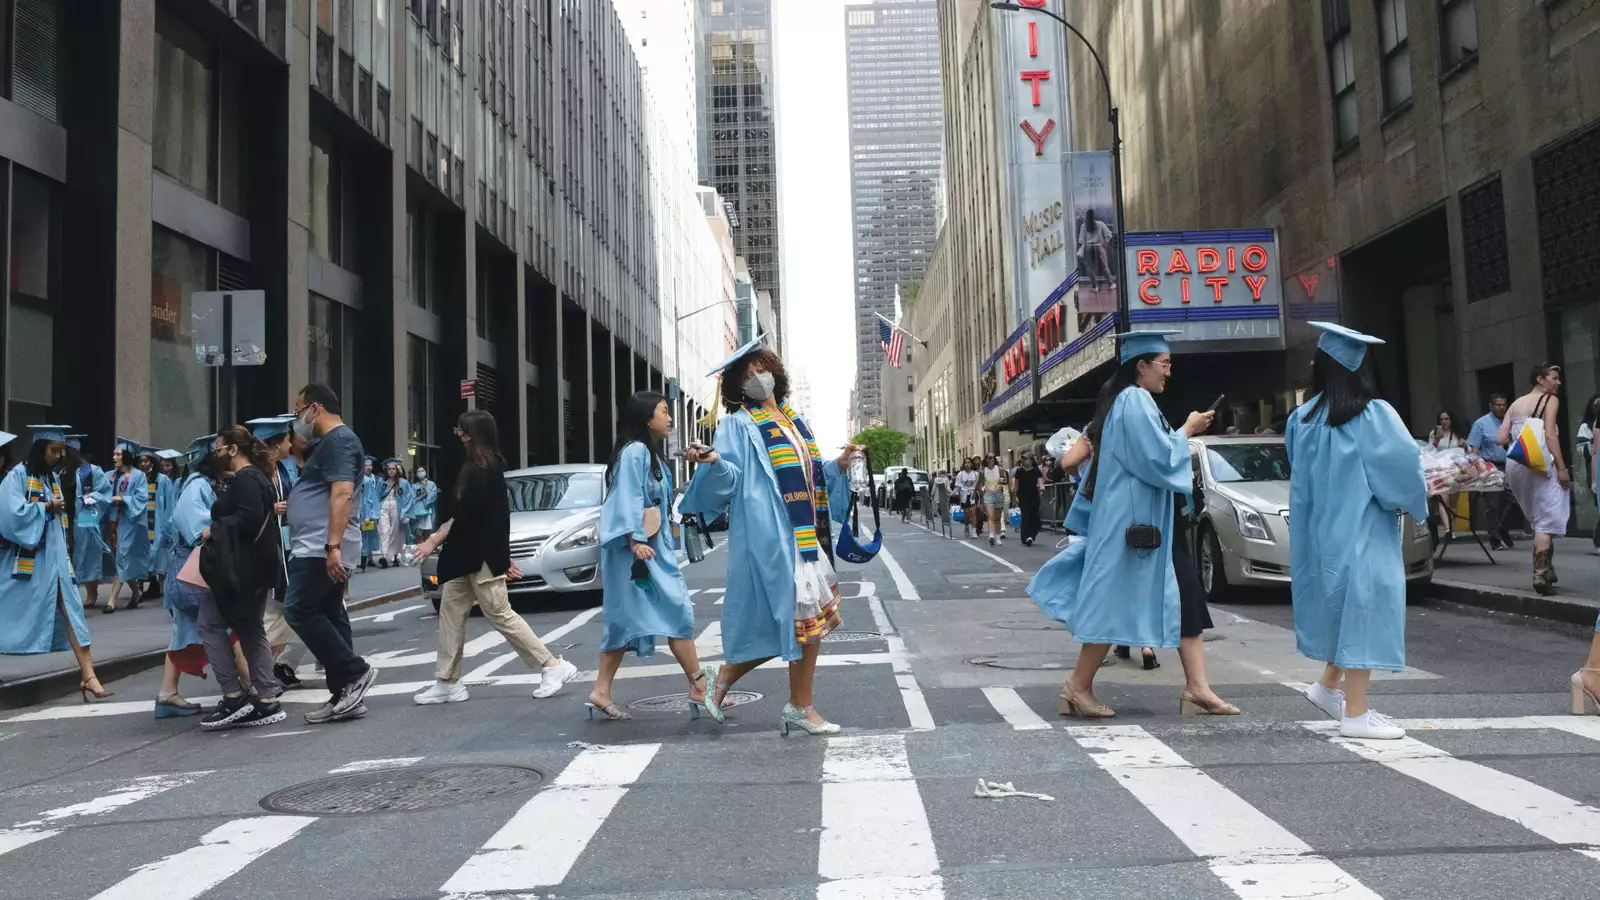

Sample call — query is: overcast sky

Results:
[774,0,856,453]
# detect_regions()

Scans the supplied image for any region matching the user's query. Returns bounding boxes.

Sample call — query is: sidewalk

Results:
[1428,535,1600,627]
[0,564,420,709]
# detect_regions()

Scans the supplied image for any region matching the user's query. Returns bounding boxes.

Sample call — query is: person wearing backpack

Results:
[1496,363,1570,595]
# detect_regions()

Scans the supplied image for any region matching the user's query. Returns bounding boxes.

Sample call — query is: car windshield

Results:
[506,472,604,511]
[909,473,929,484]
[1205,443,1291,483]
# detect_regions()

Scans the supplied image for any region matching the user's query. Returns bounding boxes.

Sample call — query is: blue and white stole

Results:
[745,402,829,562]
[14,473,65,579]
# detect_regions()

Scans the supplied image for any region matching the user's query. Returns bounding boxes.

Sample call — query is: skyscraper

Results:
[698,0,784,353]
[845,0,943,428]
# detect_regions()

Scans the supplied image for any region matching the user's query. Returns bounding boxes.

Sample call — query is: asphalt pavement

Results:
[1,517,1598,900]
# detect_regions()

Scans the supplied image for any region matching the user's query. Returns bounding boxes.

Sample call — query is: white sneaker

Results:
[989,534,997,547]
[414,681,469,705]
[1304,682,1346,719]
[1339,710,1405,740]
[533,659,578,699]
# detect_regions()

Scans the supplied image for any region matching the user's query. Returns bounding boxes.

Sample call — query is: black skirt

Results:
[1172,523,1214,638]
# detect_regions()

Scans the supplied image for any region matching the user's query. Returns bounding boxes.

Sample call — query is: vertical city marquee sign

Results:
[996,0,1073,334]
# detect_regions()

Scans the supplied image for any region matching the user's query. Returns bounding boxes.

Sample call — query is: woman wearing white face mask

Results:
[679,338,858,734]
[408,466,437,554]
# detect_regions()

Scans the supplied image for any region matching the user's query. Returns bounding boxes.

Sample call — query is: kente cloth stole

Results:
[146,481,158,541]
[14,475,65,579]
[745,402,830,562]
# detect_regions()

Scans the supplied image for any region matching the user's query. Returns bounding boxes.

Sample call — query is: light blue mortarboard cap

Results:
[115,436,142,455]
[364,455,376,466]
[247,415,296,441]
[1115,330,1184,364]
[1308,321,1384,371]
[28,425,71,444]
[154,449,184,461]
[186,435,216,464]
[382,457,402,468]
[0,430,17,449]
[706,333,766,378]
[64,433,86,450]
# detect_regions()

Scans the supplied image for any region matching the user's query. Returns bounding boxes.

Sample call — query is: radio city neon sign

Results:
[1016,0,1053,157]
[1134,244,1272,305]
[998,333,1031,385]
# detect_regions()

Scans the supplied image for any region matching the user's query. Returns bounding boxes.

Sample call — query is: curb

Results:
[1425,577,1600,627]
[0,586,421,711]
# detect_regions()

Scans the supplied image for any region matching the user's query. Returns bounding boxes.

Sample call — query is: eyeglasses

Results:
[292,402,316,417]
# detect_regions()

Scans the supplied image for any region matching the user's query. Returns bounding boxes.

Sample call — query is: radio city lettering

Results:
[1036,301,1065,356]
[1134,244,1272,305]
[1000,336,1030,385]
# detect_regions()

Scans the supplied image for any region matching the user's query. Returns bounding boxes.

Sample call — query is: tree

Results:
[852,426,912,470]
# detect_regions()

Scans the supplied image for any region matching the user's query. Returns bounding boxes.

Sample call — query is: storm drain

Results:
[629,690,762,712]
[822,631,883,643]
[259,765,544,816]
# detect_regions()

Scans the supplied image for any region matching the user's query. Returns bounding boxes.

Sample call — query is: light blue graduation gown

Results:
[360,473,381,554]
[1028,486,1092,626]
[409,480,438,529]
[0,466,90,654]
[111,468,151,581]
[280,457,300,485]
[679,410,851,664]
[1046,388,1190,649]
[73,463,112,582]
[599,442,693,656]
[1286,397,1428,672]
[382,478,415,517]
[151,472,174,575]
[166,473,215,651]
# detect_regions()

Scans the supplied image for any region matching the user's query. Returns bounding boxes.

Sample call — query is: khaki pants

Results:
[263,594,295,646]
[436,564,556,683]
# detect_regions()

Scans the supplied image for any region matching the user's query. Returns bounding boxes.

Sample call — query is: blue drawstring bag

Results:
[835,450,884,564]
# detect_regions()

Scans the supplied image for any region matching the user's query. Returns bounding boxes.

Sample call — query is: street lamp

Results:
[670,298,729,470]
[990,1,1129,355]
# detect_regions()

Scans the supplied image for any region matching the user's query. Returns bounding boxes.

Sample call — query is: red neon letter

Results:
[1019,0,1046,7]
[1298,273,1320,297]
[1204,277,1228,302]
[1242,245,1269,272]
[1136,249,1159,275]
[1020,70,1050,107]
[1019,119,1055,156]
[1197,248,1220,273]
[1166,248,1192,275]
[1139,278,1162,304]
[1227,247,1237,272]
[1180,278,1192,304]
[1028,21,1038,57]
[1243,275,1268,300]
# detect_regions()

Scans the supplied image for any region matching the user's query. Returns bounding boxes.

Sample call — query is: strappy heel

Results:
[686,670,709,720]
[1570,668,1600,715]
[80,678,113,702]
[1058,686,1114,718]
[780,702,840,736]
[699,663,726,724]
[583,698,632,721]
[1180,690,1241,716]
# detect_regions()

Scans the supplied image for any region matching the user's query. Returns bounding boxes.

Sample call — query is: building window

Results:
[9,0,61,123]
[407,335,441,475]
[408,198,435,311]
[151,228,214,448]
[1376,0,1410,113]
[310,126,342,263]
[1323,0,1357,151]
[7,168,58,428]
[1461,176,1509,302]
[309,292,358,407]
[154,11,216,200]
[1439,0,1477,70]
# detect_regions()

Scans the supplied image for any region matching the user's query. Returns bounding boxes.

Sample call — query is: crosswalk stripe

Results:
[694,620,723,656]
[952,538,1024,573]
[462,651,520,682]
[365,606,602,671]
[980,687,1051,730]
[439,742,661,896]
[87,815,316,900]
[2,771,213,860]
[328,757,424,774]
[1067,725,1386,900]
[818,734,943,899]
[874,546,920,601]
[1316,729,1600,863]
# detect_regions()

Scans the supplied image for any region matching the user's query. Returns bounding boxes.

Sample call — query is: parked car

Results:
[420,463,607,611]
[879,466,930,509]
[1187,435,1433,600]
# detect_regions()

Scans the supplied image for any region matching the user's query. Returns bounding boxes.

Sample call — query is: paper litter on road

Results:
[567,741,609,751]
[974,779,1054,801]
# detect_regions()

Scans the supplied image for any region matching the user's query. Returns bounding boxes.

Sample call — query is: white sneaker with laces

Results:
[1339,710,1405,740]
[414,681,469,705]
[1304,682,1346,719]
[533,659,579,699]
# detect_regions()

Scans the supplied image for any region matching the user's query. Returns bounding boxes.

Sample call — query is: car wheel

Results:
[1200,527,1229,602]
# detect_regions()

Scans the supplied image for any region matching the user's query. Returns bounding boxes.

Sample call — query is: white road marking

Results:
[2,771,213,858]
[1068,725,1385,900]
[329,757,424,774]
[817,734,943,900]
[980,687,1051,731]
[700,587,726,605]
[875,547,920,601]
[440,743,661,895]
[879,632,933,731]
[694,620,723,657]
[1315,727,1600,863]
[539,605,604,644]
[462,652,520,682]
[87,815,317,900]
[255,730,312,739]
[350,603,426,623]
[363,605,601,671]
[952,538,1024,574]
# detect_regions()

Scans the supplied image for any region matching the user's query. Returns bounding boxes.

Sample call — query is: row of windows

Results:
[1323,0,1479,151]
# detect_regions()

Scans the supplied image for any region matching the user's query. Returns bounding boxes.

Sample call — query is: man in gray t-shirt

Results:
[283,383,376,723]
[287,423,364,563]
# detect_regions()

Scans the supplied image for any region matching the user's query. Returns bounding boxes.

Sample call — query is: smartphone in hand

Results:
[1207,394,1226,412]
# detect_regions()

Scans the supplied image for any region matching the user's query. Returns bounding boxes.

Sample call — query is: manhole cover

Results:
[259,765,543,816]
[629,690,762,712]
[822,631,882,642]
[989,620,1066,631]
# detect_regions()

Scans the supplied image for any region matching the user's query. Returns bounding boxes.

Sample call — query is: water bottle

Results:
[849,448,870,493]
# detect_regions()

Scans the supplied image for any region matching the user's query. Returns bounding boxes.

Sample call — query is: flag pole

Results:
[873,311,927,347]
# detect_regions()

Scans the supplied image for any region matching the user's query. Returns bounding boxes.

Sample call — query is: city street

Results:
[2,519,1599,900]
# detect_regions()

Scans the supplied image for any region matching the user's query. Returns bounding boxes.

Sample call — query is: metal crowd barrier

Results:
[1040,481,1077,533]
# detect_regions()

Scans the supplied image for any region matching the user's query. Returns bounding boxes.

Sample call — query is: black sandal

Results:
[1142,649,1160,671]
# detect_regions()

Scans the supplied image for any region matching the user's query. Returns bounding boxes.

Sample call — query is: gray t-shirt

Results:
[287,424,365,562]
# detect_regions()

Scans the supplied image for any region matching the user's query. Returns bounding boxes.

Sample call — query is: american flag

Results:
[879,319,904,368]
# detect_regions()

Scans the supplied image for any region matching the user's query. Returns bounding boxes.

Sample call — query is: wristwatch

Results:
[323,543,336,554]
